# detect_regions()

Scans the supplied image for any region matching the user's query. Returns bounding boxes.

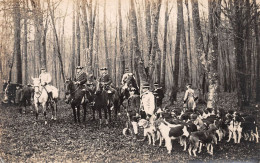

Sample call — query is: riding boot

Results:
[99,119,102,126]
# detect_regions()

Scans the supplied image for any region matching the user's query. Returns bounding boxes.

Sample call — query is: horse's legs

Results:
[83,103,87,122]
[98,107,102,126]
[104,106,109,124]
[92,106,95,121]
[35,102,39,122]
[51,100,57,121]
[42,103,47,125]
[72,105,77,123]
[77,105,81,123]
[54,101,57,120]
[108,105,112,123]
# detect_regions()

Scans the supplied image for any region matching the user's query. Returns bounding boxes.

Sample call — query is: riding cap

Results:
[125,67,129,72]
[41,67,46,70]
[76,66,83,69]
[143,83,150,88]
[129,87,136,92]
[154,82,159,87]
[186,83,192,87]
[100,67,108,70]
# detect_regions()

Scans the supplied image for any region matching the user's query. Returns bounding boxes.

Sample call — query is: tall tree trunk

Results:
[191,0,207,96]
[207,0,221,109]
[14,0,22,84]
[233,0,247,109]
[118,0,125,78]
[104,0,110,74]
[71,1,76,78]
[245,0,252,105]
[47,0,65,82]
[161,0,168,91]
[181,0,189,86]
[254,0,260,102]
[23,0,28,84]
[185,0,192,84]
[149,0,162,87]
[76,0,81,66]
[114,13,118,85]
[145,0,152,61]
[130,0,148,90]
[171,0,182,102]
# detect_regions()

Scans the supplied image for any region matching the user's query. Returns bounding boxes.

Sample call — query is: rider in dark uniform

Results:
[99,67,114,93]
[153,82,164,110]
[75,66,87,87]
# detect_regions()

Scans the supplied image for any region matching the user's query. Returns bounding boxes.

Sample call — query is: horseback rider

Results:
[39,67,53,100]
[140,82,155,121]
[98,67,114,93]
[75,66,87,87]
[183,83,197,111]
[153,82,164,110]
[126,87,141,139]
[121,68,135,88]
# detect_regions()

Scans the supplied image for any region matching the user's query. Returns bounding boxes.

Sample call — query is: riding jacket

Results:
[39,72,52,85]
[141,91,155,116]
[99,73,112,85]
[121,73,135,85]
[153,88,164,107]
[75,71,88,85]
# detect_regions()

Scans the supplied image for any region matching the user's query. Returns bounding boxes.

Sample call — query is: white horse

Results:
[31,77,59,124]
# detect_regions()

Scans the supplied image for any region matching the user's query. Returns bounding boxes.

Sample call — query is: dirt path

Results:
[0,101,259,162]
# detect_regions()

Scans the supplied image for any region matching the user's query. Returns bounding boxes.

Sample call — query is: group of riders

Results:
[2,65,197,139]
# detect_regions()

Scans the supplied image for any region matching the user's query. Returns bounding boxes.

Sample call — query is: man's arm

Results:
[183,90,188,102]
[79,73,87,85]
[47,73,52,84]
[107,75,112,85]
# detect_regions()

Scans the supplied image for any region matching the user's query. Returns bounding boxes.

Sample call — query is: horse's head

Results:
[31,77,41,93]
[64,78,74,95]
[64,78,74,103]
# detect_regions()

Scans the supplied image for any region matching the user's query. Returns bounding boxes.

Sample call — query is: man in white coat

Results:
[39,67,53,99]
[140,83,155,120]
[183,83,196,111]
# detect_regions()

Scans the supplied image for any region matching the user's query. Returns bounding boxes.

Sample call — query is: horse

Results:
[19,85,34,114]
[31,77,59,124]
[119,75,140,107]
[106,86,121,121]
[64,78,91,123]
[90,81,112,126]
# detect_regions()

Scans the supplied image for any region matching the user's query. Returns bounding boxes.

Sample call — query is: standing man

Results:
[140,82,155,120]
[126,87,140,139]
[183,83,196,111]
[153,82,164,110]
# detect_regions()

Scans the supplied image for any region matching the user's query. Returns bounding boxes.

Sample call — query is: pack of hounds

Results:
[135,106,259,157]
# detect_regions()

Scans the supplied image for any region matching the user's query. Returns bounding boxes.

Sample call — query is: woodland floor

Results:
[0,92,259,162]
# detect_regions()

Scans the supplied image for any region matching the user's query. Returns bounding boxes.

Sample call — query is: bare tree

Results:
[254,0,260,102]
[207,0,221,109]
[170,0,182,102]
[13,0,22,84]
[161,0,168,91]
[118,0,125,79]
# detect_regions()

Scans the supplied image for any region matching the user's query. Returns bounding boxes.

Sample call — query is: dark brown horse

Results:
[64,78,91,123]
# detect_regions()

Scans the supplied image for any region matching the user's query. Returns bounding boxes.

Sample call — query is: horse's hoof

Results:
[51,116,54,120]
[54,117,57,121]
[118,113,121,116]
[45,121,47,125]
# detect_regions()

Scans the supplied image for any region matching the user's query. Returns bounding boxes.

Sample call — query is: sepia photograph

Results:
[0,0,259,162]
